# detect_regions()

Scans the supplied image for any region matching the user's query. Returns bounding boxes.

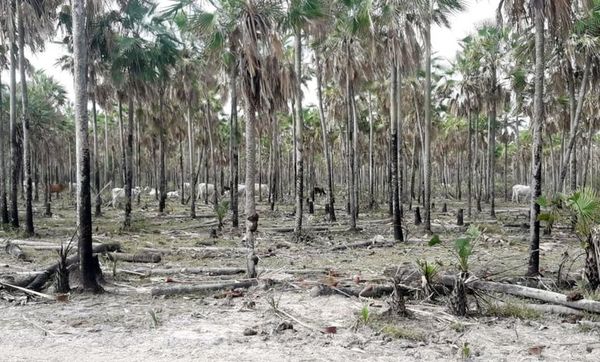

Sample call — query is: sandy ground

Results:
[1,195,599,361]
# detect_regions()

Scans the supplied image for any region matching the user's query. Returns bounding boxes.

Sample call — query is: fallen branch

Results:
[330,240,394,251]
[439,275,600,314]
[107,252,161,263]
[150,279,258,297]
[491,301,586,317]
[130,267,246,276]
[7,242,121,291]
[0,281,55,301]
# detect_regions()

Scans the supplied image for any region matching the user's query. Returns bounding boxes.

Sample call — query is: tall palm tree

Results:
[73,0,101,292]
[0,43,9,225]
[422,0,465,232]
[8,0,19,230]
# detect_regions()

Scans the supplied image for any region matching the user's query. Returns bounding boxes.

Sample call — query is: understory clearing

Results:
[1,195,599,361]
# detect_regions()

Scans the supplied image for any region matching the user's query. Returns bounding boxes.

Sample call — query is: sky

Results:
[17,0,499,104]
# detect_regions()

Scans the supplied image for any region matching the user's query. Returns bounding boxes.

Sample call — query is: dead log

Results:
[5,241,26,260]
[150,279,258,297]
[329,240,394,251]
[130,267,245,276]
[107,252,161,263]
[6,242,120,291]
[310,283,417,298]
[491,301,586,317]
[438,275,600,314]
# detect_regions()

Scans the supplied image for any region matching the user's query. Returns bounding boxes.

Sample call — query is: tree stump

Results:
[457,209,464,226]
[442,203,447,213]
[431,202,435,211]
[414,207,422,225]
[308,199,314,214]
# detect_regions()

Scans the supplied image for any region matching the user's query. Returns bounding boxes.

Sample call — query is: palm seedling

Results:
[565,188,600,290]
[215,200,230,230]
[55,234,75,294]
[430,225,481,316]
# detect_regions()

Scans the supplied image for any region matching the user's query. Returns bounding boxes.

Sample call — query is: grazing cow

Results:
[197,183,216,201]
[313,187,326,196]
[184,182,191,190]
[512,184,531,203]
[111,188,125,208]
[167,190,180,199]
[49,183,67,197]
[148,188,158,196]
[254,183,269,198]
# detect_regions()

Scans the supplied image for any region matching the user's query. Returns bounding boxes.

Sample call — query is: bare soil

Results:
[1,194,599,361]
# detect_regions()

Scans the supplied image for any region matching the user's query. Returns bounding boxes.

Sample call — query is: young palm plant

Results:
[430,225,480,316]
[565,188,600,290]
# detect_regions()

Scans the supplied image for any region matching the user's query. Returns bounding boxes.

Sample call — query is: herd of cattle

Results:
[36,182,534,208]
[109,183,269,208]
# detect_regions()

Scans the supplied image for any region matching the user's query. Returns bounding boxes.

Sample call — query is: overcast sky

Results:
[18,0,499,104]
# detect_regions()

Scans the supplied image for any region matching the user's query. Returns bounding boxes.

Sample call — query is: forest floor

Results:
[1,193,599,361]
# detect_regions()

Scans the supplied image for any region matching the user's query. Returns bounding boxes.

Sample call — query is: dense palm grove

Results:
[1,0,600,290]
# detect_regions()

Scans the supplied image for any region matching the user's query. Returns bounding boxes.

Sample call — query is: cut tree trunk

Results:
[150,280,258,297]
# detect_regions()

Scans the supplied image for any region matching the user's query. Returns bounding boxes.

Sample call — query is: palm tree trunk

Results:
[558,54,590,192]
[124,95,133,228]
[528,6,545,276]
[368,92,375,209]
[158,92,167,212]
[206,102,218,206]
[467,111,473,217]
[17,1,33,235]
[423,3,432,232]
[73,0,100,292]
[583,119,595,188]
[390,57,403,242]
[315,52,335,221]
[346,41,356,230]
[187,102,196,218]
[0,67,8,224]
[229,54,239,227]
[104,108,109,187]
[503,115,508,201]
[9,1,19,229]
[294,29,304,236]
[92,87,102,217]
[118,99,126,189]
[488,63,497,218]
[244,100,258,278]
[179,138,184,205]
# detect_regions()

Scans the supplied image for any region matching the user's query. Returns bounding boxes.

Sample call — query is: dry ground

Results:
[1,192,599,361]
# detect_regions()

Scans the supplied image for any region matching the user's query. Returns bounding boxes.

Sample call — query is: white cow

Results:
[184,182,191,190]
[111,188,125,208]
[167,190,180,199]
[112,187,141,207]
[148,188,158,196]
[197,183,216,201]
[254,183,269,198]
[512,184,531,203]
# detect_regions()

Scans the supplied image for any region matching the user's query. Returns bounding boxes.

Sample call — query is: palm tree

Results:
[0,43,9,225]
[422,0,465,232]
[72,0,101,292]
[8,0,19,229]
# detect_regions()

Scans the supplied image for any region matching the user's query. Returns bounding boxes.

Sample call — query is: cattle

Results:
[512,184,531,203]
[254,183,269,198]
[197,183,216,201]
[184,182,191,190]
[148,188,158,196]
[49,183,67,197]
[167,190,180,199]
[314,187,326,196]
[112,187,141,207]
[111,188,125,208]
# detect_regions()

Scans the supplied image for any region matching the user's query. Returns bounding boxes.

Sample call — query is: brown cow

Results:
[49,183,67,198]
